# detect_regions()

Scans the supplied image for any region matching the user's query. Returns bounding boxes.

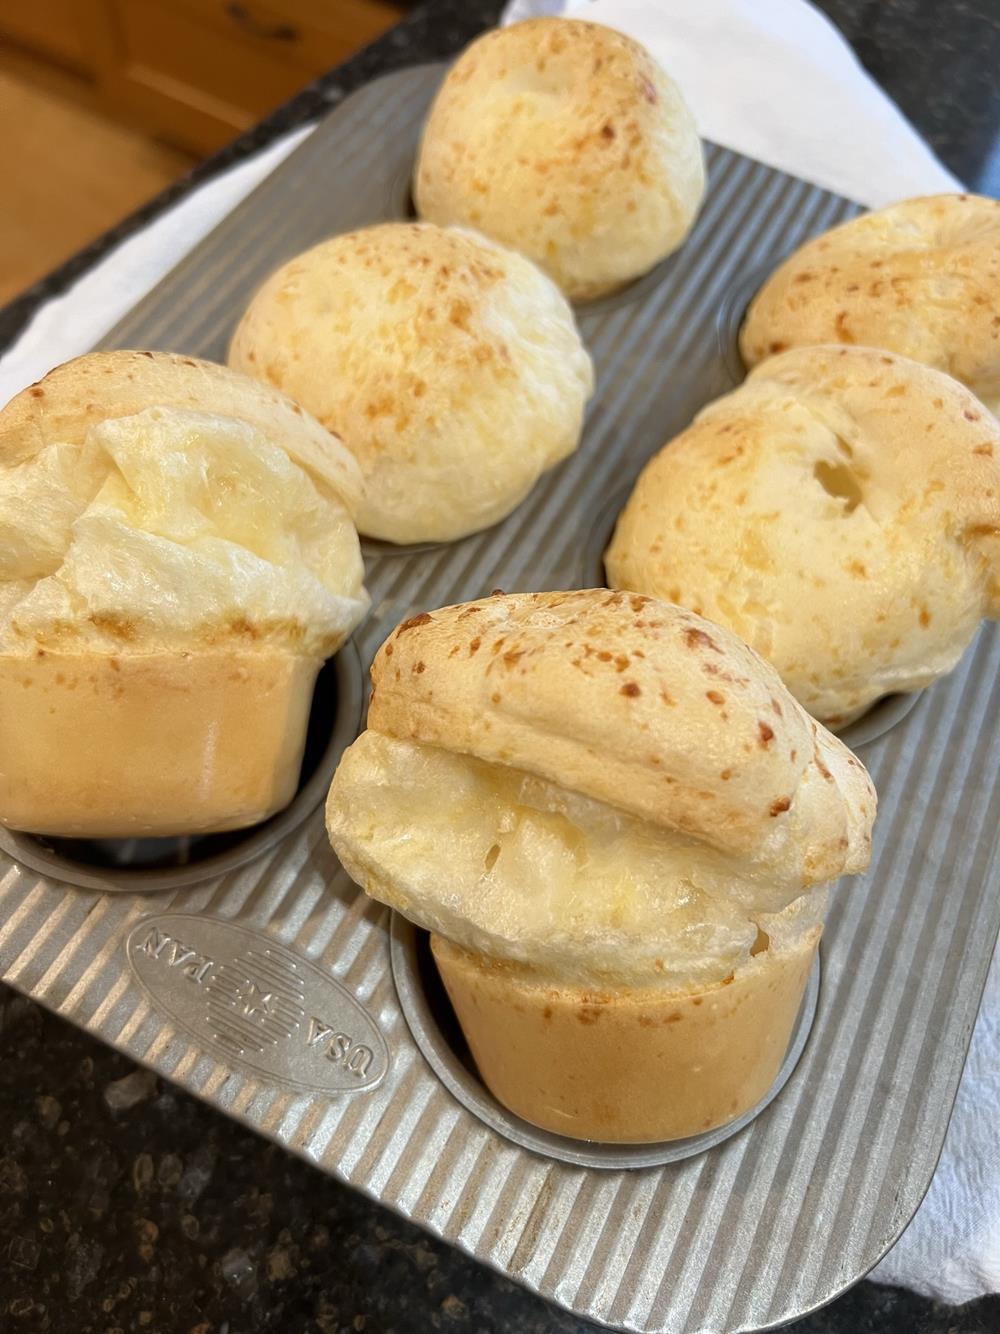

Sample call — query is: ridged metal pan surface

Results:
[0,63,997,1334]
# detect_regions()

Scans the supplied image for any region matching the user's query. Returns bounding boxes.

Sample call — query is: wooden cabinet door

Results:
[0,0,102,73]
[92,0,402,155]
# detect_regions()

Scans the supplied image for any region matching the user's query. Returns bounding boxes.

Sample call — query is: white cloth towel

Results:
[1,0,996,1305]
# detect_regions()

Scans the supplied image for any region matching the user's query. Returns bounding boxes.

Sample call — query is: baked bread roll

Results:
[0,351,368,837]
[413,18,705,301]
[326,590,875,1142]
[606,345,1000,727]
[741,195,1000,413]
[229,223,593,544]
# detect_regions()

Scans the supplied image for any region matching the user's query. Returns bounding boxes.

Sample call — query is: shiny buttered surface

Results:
[229,222,593,544]
[326,590,875,1142]
[414,18,705,301]
[326,590,875,994]
[0,351,369,836]
[741,194,1000,414]
[607,346,1000,726]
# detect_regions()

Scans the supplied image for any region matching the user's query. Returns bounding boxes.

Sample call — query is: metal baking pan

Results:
[1,63,997,1334]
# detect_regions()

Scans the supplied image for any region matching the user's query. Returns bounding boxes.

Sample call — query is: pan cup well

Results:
[715,260,777,387]
[390,916,820,1169]
[387,168,420,222]
[585,487,922,747]
[0,643,364,894]
[361,534,444,560]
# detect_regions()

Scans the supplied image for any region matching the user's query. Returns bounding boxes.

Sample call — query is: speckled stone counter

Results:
[2,2,1000,1332]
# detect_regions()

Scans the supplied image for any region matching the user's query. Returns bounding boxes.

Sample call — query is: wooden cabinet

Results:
[0,0,404,155]
[0,0,101,73]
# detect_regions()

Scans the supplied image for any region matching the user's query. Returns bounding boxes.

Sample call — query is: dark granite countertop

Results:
[3,2,1000,1332]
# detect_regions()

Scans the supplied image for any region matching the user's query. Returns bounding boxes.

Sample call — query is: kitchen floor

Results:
[0,56,196,306]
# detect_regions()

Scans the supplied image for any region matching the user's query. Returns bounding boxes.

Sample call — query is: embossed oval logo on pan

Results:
[126,914,388,1094]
